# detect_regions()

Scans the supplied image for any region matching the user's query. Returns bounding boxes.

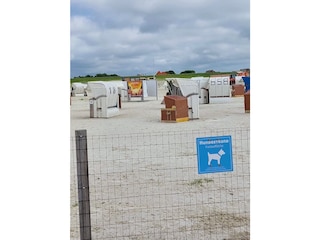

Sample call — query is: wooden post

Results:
[75,130,92,240]
[244,90,250,113]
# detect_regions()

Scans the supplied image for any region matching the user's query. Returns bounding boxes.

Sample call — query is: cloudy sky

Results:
[70,0,250,77]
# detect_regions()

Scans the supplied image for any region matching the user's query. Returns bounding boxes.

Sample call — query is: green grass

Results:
[70,71,236,84]
[71,75,122,84]
[188,178,214,187]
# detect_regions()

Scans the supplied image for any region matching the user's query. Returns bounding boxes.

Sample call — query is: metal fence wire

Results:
[70,127,250,240]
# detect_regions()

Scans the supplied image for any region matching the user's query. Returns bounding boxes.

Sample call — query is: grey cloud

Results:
[70,0,250,77]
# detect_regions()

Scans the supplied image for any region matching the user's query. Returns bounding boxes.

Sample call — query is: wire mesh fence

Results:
[70,127,250,240]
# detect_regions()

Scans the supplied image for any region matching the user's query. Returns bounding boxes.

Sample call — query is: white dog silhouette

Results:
[208,149,225,166]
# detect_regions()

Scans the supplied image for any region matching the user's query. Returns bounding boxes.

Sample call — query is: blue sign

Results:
[196,135,233,174]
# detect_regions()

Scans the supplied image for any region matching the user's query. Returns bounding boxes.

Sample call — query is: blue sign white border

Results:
[196,135,233,174]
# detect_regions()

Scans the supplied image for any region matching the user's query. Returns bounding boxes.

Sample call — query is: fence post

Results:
[75,130,92,240]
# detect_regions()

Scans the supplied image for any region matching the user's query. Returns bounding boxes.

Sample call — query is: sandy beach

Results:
[70,82,250,239]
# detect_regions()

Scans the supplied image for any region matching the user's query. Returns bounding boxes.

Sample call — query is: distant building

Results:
[156,71,167,75]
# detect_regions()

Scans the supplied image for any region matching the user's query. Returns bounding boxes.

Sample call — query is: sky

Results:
[70,0,250,77]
